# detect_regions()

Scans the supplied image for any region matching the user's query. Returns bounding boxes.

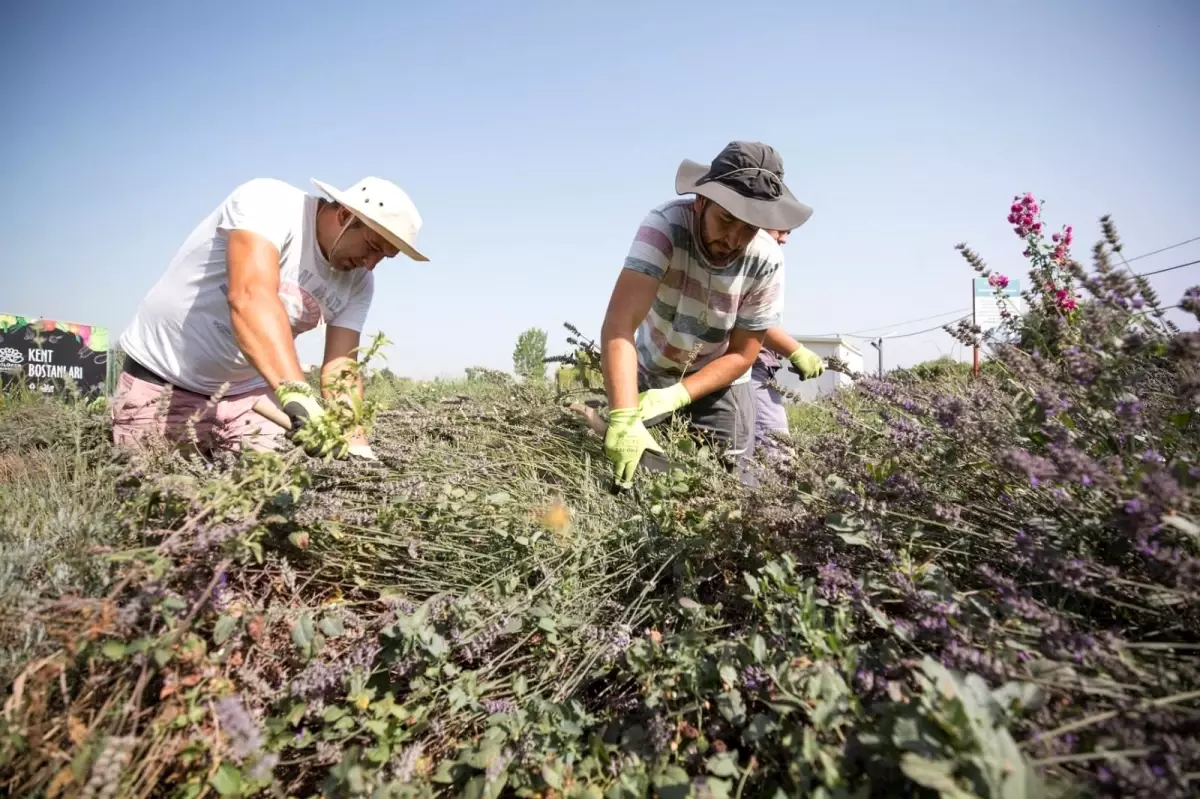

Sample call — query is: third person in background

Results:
[749,227,825,447]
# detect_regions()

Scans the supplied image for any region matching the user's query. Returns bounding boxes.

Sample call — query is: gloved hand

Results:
[636,382,692,423]
[275,381,332,457]
[788,345,825,380]
[604,408,664,487]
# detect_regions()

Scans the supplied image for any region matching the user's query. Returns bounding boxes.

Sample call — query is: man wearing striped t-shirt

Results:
[599,141,813,488]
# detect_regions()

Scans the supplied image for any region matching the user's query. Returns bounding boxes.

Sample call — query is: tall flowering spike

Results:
[1181,286,1200,320]
[955,242,988,273]
[1099,214,1123,252]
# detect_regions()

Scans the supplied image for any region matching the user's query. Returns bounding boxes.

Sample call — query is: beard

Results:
[696,234,743,268]
[694,204,746,268]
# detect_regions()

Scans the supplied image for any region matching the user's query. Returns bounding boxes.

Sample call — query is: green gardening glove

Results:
[275,381,334,457]
[788,345,825,380]
[636,382,692,423]
[604,408,664,487]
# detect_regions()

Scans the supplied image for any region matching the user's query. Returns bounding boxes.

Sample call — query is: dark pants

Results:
[638,372,758,487]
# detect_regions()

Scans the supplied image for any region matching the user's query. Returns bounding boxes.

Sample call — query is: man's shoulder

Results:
[635,199,693,254]
[227,177,308,204]
[739,230,784,278]
[645,199,693,227]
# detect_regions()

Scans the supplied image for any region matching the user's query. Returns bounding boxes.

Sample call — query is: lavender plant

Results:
[1,199,1197,798]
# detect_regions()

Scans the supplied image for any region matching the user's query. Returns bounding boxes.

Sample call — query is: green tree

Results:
[512,327,548,382]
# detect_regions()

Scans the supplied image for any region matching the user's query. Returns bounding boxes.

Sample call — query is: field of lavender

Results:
[1,199,1198,799]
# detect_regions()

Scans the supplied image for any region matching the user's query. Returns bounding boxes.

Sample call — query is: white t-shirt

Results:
[119,178,374,396]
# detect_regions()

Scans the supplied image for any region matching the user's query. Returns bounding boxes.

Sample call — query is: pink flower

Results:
[1055,289,1077,312]
[988,273,1010,289]
[1052,233,1061,243]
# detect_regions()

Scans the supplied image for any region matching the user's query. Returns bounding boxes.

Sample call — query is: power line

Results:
[843,307,970,337]
[1136,258,1200,278]
[804,236,1199,343]
[1124,236,1200,265]
[885,316,971,340]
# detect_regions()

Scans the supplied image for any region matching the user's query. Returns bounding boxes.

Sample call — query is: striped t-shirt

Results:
[623,200,785,386]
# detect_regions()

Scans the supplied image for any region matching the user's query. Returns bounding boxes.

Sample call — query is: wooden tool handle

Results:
[567,402,607,437]
[252,398,293,431]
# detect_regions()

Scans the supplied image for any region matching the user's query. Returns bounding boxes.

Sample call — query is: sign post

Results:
[0,314,111,399]
[971,278,1022,376]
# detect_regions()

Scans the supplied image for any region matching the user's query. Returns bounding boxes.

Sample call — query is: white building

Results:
[771,335,865,401]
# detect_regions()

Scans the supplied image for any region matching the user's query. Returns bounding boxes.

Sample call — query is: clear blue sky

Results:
[3,0,1198,378]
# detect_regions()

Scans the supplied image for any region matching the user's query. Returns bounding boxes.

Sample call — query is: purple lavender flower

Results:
[390,742,424,783]
[741,665,770,691]
[648,715,672,753]
[482,698,515,715]
[215,695,263,761]
[1000,448,1058,488]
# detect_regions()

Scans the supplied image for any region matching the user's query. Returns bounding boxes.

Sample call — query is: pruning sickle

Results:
[567,403,678,493]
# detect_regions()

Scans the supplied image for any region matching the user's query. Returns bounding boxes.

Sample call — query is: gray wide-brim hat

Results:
[675,140,813,231]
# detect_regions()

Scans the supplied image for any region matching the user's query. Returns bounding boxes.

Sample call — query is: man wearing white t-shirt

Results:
[114,175,428,457]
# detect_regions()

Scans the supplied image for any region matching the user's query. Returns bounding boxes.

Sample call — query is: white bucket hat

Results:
[311,176,429,262]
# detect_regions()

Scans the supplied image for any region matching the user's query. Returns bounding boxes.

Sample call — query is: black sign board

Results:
[0,315,110,399]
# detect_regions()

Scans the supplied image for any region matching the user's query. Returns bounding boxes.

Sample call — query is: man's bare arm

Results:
[322,325,368,442]
[226,229,305,389]
[600,269,660,411]
[321,325,363,403]
[680,328,765,401]
[763,327,802,358]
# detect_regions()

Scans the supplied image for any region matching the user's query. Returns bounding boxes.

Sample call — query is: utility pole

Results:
[868,332,896,378]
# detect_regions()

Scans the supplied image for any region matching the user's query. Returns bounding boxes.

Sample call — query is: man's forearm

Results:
[681,350,758,402]
[229,291,305,389]
[763,327,801,358]
[601,329,640,411]
[320,357,362,403]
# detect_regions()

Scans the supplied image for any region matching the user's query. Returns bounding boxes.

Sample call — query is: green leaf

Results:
[706,752,739,778]
[542,762,564,789]
[744,713,776,743]
[742,572,760,596]
[825,512,859,532]
[209,763,243,796]
[101,640,127,660]
[213,615,237,646]
[716,690,746,726]
[291,613,315,657]
[425,632,448,658]
[485,491,512,505]
[719,664,739,687]
[319,616,345,638]
[899,754,970,797]
[652,766,692,799]
[750,634,767,663]
[836,532,871,548]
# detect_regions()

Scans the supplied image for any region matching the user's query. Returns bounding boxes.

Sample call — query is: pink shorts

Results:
[110,371,287,454]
